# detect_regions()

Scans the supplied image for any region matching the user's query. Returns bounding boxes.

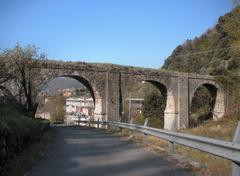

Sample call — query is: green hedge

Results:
[0,106,44,166]
[133,114,164,129]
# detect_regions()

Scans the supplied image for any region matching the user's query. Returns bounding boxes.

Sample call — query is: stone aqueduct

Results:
[18,61,225,130]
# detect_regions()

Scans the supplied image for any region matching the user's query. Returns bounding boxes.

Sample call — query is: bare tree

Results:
[0,55,13,84]
[0,44,47,116]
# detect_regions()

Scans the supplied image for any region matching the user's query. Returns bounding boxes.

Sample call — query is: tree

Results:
[189,86,214,127]
[142,87,165,120]
[0,54,14,84]
[49,95,66,123]
[50,105,65,123]
[233,0,240,8]
[0,44,47,116]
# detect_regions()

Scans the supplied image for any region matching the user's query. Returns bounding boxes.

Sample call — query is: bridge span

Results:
[5,60,226,130]
[30,126,193,176]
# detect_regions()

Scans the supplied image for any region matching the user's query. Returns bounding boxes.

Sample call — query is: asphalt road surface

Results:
[30,126,193,176]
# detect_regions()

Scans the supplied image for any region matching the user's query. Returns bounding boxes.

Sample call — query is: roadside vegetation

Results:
[37,94,66,123]
[0,44,47,117]
[177,118,238,176]
[0,44,51,175]
[0,104,50,176]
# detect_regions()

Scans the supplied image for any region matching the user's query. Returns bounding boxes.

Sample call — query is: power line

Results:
[167,45,240,59]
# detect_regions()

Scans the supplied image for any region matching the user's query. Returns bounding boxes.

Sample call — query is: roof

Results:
[66,97,93,102]
[126,98,144,101]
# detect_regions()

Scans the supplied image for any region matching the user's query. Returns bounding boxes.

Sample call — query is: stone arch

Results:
[37,74,103,120]
[145,80,176,130]
[63,75,96,105]
[190,82,225,122]
[39,75,96,104]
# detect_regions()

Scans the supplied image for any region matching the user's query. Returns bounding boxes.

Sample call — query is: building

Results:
[66,97,94,116]
[61,88,78,97]
[65,97,94,124]
[62,89,73,97]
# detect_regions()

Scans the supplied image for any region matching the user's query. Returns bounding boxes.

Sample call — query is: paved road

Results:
[30,126,193,176]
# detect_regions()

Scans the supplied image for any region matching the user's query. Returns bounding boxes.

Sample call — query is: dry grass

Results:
[179,118,238,141]
[110,118,239,176]
[175,118,238,176]
[175,146,230,176]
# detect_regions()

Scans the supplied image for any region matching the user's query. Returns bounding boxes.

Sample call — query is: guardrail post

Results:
[97,118,100,129]
[143,118,149,144]
[128,118,133,136]
[168,142,174,154]
[130,118,133,124]
[106,121,110,129]
[231,122,240,176]
[119,117,122,131]
[144,118,149,126]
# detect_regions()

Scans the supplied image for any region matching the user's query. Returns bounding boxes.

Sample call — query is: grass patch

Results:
[133,115,164,129]
[175,145,230,176]
[176,118,238,176]
[179,118,238,141]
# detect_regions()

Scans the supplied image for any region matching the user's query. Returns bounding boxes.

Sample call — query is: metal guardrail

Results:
[82,118,240,176]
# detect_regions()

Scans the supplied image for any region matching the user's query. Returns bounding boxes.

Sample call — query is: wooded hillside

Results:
[163,7,240,77]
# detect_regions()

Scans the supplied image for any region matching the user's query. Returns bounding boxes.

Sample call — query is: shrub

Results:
[148,117,164,129]
[0,105,43,166]
[133,114,145,125]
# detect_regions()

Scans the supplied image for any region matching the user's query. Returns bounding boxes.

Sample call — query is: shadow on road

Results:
[31,126,193,176]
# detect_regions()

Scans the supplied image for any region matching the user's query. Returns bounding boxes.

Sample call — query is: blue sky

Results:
[0,0,233,68]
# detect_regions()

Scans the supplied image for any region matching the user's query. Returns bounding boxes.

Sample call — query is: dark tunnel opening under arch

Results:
[145,80,167,101]
[141,80,168,128]
[190,83,218,127]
